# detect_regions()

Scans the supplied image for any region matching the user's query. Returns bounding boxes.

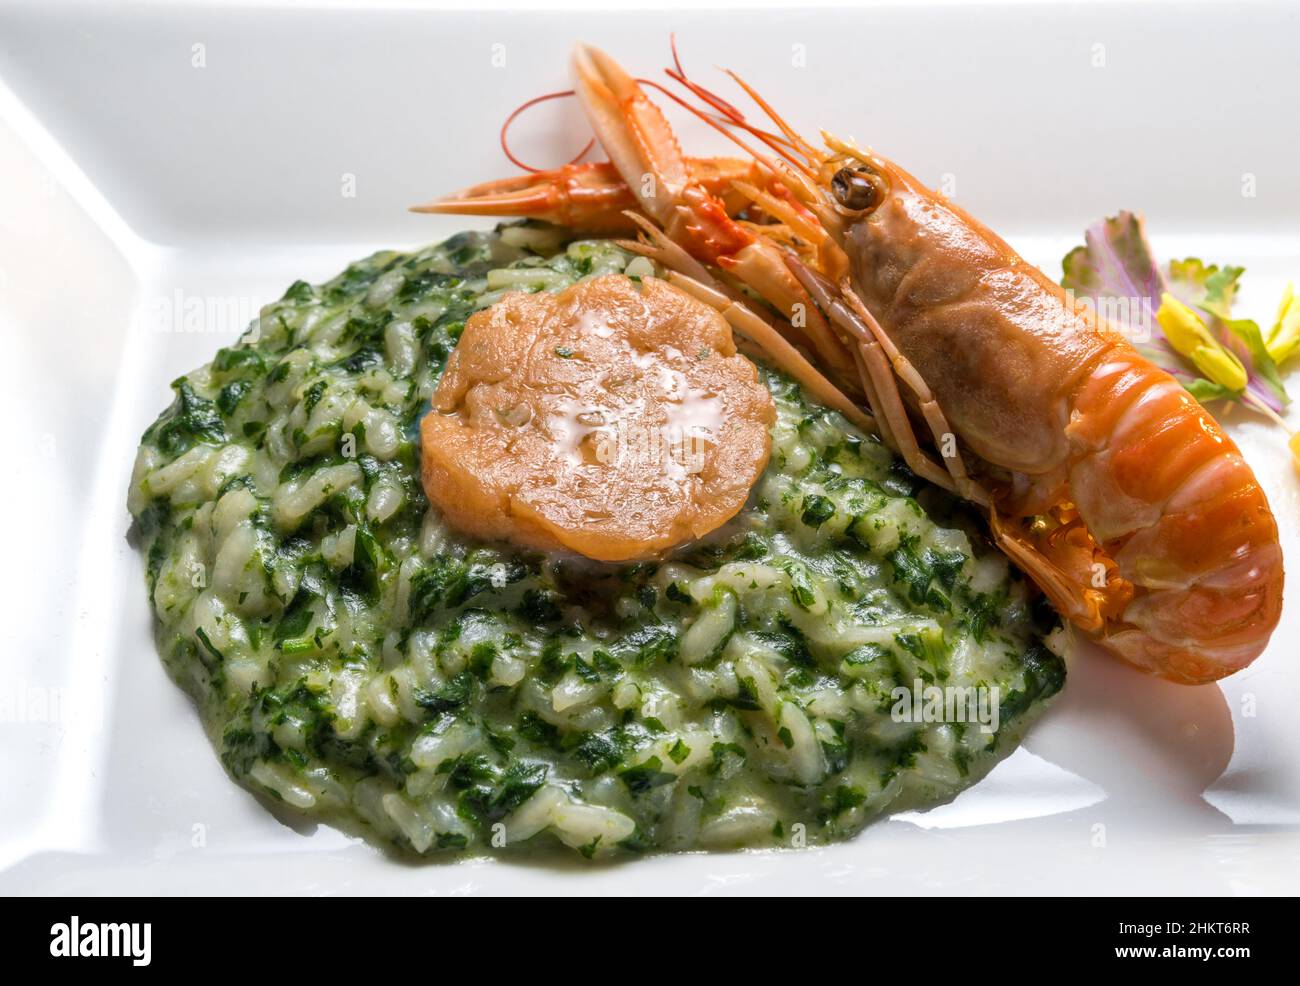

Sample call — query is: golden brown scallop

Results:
[420,273,774,561]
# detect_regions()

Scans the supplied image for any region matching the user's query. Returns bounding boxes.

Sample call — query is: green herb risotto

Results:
[127,226,1065,858]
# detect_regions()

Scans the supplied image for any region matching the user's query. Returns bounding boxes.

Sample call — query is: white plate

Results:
[2,0,1299,896]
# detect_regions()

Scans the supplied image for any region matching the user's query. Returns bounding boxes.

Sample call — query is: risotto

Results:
[127,226,1064,858]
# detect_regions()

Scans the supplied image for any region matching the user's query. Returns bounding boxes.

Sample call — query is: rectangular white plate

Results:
[2,0,1298,895]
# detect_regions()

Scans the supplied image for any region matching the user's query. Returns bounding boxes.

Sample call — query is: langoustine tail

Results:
[1065,349,1284,683]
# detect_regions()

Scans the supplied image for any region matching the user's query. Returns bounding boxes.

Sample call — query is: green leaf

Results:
[800,494,835,528]
[487,761,547,821]
[829,784,867,816]
[413,671,475,715]
[341,525,388,602]
[1216,315,1289,405]
[273,590,316,646]
[1181,378,1237,403]
[1167,258,1244,320]
[620,756,676,794]
[149,379,228,457]
[194,627,225,667]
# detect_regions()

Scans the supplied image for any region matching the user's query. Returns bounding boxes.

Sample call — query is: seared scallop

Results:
[420,273,774,561]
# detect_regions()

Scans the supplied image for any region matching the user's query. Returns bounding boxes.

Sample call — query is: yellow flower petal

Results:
[1156,293,1248,392]
[1289,430,1300,476]
[1156,292,1209,356]
[1191,345,1248,392]
[1266,282,1300,364]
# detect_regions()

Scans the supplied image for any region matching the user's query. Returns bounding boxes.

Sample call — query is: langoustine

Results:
[418,43,1283,684]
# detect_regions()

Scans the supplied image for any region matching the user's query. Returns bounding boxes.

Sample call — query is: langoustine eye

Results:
[831,167,879,211]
